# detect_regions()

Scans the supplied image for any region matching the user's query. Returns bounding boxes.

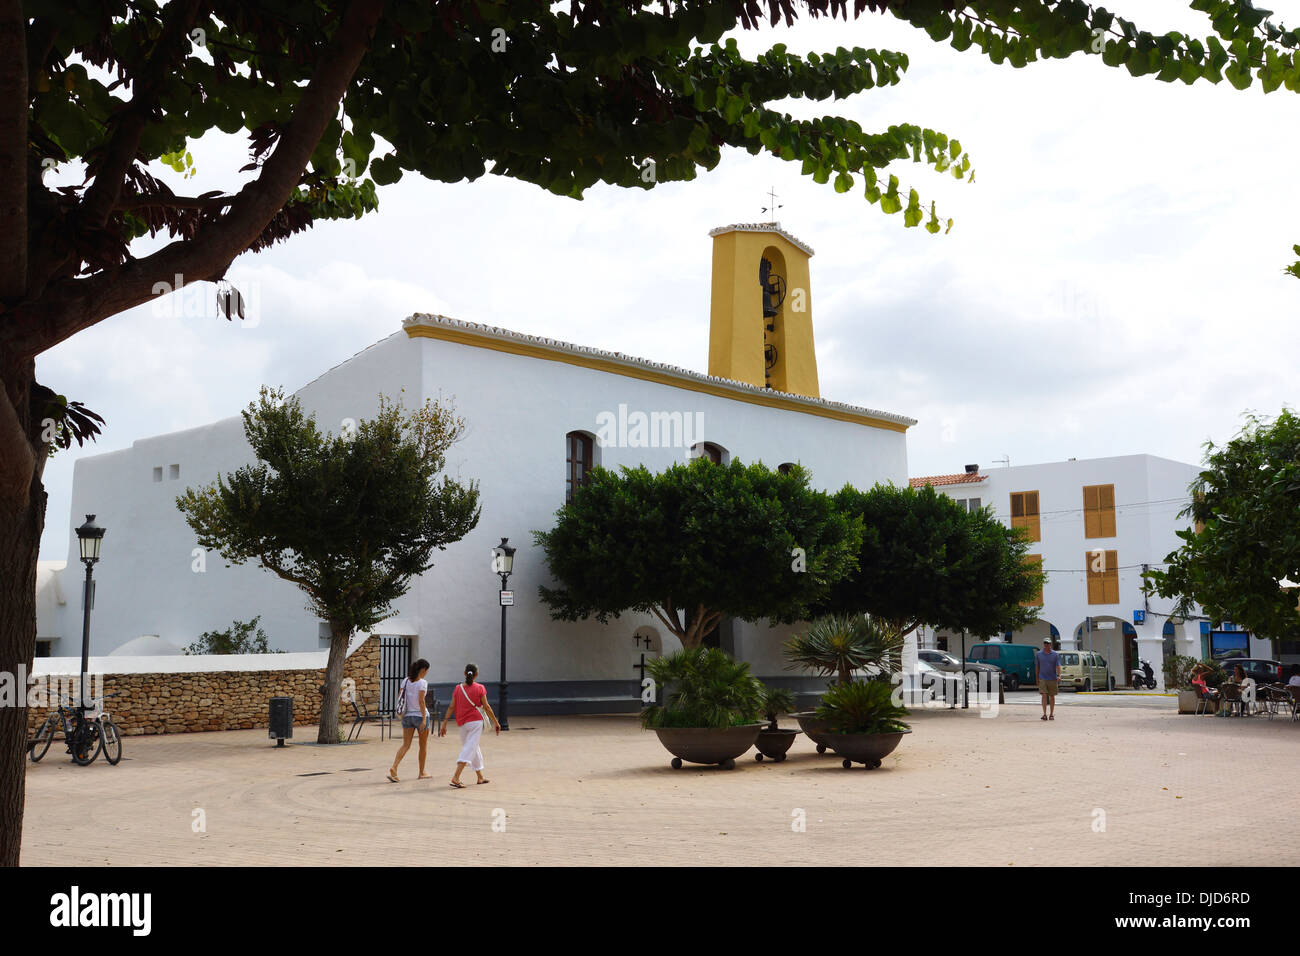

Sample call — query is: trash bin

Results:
[269,696,293,746]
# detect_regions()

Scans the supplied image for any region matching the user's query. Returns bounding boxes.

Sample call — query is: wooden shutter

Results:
[1011,490,1041,542]
[1103,549,1119,603]
[1086,549,1119,604]
[1083,485,1100,538]
[1021,554,1043,606]
[1083,484,1116,538]
[1099,485,1116,537]
[1086,570,1102,604]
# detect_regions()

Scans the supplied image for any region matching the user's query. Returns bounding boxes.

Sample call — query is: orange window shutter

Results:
[1100,485,1116,537]
[1022,554,1043,606]
[1011,493,1024,518]
[1083,486,1099,538]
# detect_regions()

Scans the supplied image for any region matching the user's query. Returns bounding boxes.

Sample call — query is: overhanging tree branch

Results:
[76,0,203,232]
[6,0,387,359]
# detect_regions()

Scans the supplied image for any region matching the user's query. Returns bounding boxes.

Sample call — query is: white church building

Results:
[36,223,916,712]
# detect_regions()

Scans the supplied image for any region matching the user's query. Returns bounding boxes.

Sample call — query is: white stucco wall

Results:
[42,318,911,686]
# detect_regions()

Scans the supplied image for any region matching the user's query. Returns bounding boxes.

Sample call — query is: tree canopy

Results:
[818,483,1044,639]
[1145,408,1300,643]
[184,616,279,654]
[534,458,861,647]
[177,387,480,740]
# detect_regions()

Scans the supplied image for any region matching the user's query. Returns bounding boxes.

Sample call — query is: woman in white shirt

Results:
[387,659,431,782]
[1233,665,1257,714]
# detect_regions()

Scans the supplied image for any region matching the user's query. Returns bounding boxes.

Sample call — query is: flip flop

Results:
[476,778,490,785]
[386,772,399,783]
[449,780,465,788]
[1048,715,1054,720]
[1040,715,1047,720]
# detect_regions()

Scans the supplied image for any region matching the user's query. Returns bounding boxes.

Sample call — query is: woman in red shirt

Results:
[438,663,500,787]
[1191,662,1220,712]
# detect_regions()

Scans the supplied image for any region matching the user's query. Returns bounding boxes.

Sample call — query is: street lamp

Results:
[492,537,517,731]
[74,514,105,713]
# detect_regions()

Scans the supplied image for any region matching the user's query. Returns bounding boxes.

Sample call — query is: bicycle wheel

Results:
[99,718,122,765]
[29,716,57,763]
[71,720,101,765]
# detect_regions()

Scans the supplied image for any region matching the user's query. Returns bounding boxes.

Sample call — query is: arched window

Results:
[691,441,727,465]
[566,431,595,502]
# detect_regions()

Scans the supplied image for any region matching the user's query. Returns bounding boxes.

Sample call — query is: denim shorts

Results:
[401,715,425,729]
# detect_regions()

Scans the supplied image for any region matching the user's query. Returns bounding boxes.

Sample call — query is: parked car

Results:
[1057,650,1115,692]
[917,649,1004,689]
[898,659,964,706]
[1217,658,1285,686]
[966,642,1038,691]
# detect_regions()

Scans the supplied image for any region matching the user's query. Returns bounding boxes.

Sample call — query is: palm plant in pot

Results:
[815,678,911,770]
[642,647,765,769]
[753,684,799,762]
[783,613,903,753]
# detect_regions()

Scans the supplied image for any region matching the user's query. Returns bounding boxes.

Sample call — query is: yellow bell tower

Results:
[707,223,819,398]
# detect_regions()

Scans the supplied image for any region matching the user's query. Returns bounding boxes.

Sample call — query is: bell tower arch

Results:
[707,223,819,398]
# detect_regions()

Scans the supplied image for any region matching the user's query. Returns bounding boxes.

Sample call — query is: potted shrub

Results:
[1166,654,1213,713]
[642,647,765,770]
[783,613,902,753]
[815,678,912,770]
[754,685,800,762]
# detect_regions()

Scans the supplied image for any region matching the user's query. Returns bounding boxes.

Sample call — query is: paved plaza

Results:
[21,696,1298,867]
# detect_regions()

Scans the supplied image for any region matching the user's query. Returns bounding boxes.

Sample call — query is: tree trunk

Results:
[318,621,351,743]
[0,362,43,867]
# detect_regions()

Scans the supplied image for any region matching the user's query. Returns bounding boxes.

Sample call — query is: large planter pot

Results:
[821,729,911,770]
[653,724,763,770]
[754,727,800,762]
[794,712,836,754]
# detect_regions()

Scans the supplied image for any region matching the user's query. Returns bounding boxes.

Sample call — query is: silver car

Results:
[917,649,1004,690]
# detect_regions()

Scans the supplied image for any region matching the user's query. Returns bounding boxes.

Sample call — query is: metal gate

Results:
[379,636,412,712]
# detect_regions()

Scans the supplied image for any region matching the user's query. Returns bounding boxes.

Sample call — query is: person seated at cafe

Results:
[1287,665,1300,687]
[1190,662,1220,708]
[1231,664,1257,713]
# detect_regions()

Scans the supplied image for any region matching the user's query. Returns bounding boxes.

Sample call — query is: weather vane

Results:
[762,186,782,219]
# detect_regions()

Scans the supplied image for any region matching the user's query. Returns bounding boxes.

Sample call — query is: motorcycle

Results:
[1130,658,1157,690]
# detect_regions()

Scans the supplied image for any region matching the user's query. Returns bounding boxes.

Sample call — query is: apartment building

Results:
[910,455,1271,689]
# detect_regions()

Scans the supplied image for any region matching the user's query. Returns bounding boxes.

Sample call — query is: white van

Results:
[1057,651,1114,692]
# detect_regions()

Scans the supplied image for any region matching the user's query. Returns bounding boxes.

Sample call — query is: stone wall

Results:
[26,635,380,738]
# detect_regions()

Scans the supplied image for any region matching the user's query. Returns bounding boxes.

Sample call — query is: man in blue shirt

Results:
[1034,639,1061,721]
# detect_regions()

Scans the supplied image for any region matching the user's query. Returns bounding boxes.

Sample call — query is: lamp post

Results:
[492,537,516,731]
[75,514,105,714]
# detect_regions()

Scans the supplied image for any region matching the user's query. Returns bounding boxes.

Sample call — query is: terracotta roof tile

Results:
[909,473,988,488]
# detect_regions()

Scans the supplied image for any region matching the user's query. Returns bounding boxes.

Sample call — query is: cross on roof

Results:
[762,186,782,218]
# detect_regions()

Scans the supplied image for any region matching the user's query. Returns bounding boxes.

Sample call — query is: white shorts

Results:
[457,720,485,771]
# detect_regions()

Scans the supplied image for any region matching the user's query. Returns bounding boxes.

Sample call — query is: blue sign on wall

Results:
[1133,610,1146,625]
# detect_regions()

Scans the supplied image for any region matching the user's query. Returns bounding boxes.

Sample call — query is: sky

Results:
[35,2,1300,561]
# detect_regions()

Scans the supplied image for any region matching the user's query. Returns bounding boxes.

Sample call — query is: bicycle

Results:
[93,693,123,766]
[30,695,101,765]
